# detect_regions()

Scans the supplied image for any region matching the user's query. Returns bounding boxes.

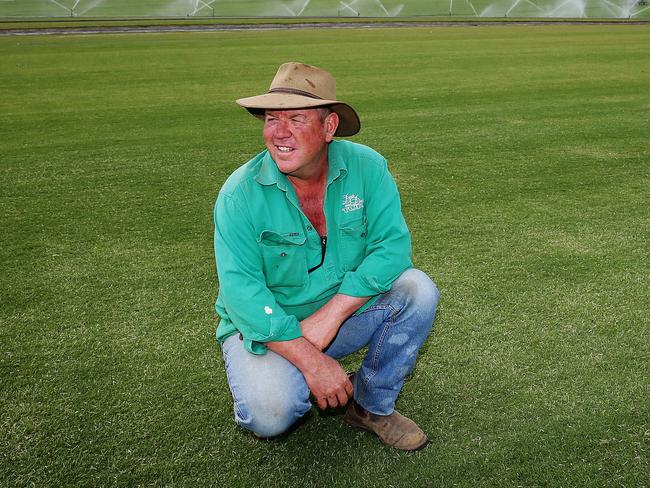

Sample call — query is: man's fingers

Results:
[319,395,338,409]
[336,389,350,406]
[327,395,339,409]
[309,364,354,410]
[318,387,351,409]
[317,396,329,410]
[332,382,353,408]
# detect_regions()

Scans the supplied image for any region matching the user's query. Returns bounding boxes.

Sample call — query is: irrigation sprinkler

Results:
[375,0,390,16]
[465,0,479,16]
[545,0,585,17]
[27,0,650,20]
[475,0,646,18]
[279,1,297,16]
[297,0,311,16]
[78,0,115,17]
[523,0,545,13]
[48,0,74,17]
[189,0,218,17]
[339,1,360,16]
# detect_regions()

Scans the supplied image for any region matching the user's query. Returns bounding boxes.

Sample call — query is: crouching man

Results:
[213,62,439,451]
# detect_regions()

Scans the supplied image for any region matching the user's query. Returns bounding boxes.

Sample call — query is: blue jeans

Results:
[220,268,439,438]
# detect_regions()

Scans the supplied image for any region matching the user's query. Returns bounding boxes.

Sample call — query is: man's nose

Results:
[275,119,292,138]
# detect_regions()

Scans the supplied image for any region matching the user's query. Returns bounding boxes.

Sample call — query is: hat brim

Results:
[236,93,360,137]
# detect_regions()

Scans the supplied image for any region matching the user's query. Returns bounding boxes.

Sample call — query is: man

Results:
[213,62,439,451]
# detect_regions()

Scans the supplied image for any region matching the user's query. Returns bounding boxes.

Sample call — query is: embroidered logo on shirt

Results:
[342,194,364,213]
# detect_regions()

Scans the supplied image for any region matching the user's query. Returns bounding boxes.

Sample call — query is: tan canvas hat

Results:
[236,62,360,137]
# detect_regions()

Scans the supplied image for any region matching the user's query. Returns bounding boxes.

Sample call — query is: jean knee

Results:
[396,268,440,313]
[235,386,310,438]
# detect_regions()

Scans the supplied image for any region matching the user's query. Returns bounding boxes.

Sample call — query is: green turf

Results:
[1,0,650,19]
[1,24,649,487]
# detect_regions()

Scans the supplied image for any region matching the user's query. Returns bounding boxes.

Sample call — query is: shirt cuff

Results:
[243,314,303,355]
[338,271,391,298]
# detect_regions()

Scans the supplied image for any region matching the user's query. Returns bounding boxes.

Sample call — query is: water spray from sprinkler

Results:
[48,0,75,17]
[339,0,360,16]
[189,0,217,17]
[297,0,312,16]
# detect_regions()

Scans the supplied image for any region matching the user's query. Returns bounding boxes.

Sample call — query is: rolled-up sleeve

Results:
[214,192,302,354]
[338,161,412,297]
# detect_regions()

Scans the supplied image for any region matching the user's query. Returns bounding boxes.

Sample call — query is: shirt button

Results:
[306,225,313,231]
[281,252,287,257]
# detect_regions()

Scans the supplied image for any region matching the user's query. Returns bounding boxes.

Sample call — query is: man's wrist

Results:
[267,336,326,375]
[315,293,371,325]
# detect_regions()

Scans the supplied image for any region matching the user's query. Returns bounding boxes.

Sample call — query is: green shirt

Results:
[213,140,412,354]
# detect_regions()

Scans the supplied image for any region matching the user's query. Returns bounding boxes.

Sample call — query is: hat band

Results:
[268,87,323,100]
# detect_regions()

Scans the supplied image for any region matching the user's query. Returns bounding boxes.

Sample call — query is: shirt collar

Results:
[326,140,348,185]
[253,140,348,189]
[254,150,289,191]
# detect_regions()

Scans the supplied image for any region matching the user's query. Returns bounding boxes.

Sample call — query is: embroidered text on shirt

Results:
[342,194,364,213]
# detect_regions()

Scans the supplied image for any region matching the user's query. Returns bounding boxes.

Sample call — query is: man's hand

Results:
[302,353,353,409]
[267,337,353,410]
[269,294,370,409]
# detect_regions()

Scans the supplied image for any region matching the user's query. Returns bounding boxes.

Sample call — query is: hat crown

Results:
[269,62,336,101]
[236,61,360,136]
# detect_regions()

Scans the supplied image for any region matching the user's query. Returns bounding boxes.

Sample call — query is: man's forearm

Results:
[267,336,325,375]
[300,293,371,351]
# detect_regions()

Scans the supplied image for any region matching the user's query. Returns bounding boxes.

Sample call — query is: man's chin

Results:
[274,158,300,174]
[278,167,299,176]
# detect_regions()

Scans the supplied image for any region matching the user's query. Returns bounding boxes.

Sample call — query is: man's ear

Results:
[324,112,339,142]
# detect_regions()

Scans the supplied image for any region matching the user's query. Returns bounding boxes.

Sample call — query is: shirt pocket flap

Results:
[257,230,306,246]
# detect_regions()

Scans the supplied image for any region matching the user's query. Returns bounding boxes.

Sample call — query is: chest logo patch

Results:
[342,194,364,213]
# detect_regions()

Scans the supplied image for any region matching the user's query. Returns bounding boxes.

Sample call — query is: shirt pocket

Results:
[258,230,308,288]
[338,216,368,272]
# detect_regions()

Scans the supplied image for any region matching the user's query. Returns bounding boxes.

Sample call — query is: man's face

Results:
[263,108,338,179]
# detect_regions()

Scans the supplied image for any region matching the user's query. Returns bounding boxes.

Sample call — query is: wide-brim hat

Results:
[236,62,360,137]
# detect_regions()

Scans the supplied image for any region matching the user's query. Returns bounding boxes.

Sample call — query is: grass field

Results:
[1,24,649,487]
[1,0,650,19]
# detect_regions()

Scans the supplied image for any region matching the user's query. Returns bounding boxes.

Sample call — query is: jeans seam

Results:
[363,303,390,313]
[369,304,398,374]
[355,298,390,395]
[222,340,249,424]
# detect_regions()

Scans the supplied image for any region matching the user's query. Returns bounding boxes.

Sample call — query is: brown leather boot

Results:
[343,400,429,451]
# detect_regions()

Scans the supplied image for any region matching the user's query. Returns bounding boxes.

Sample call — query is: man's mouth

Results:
[276,145,294,153]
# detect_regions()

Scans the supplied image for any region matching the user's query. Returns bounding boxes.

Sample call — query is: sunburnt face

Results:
[263,108,338,180]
